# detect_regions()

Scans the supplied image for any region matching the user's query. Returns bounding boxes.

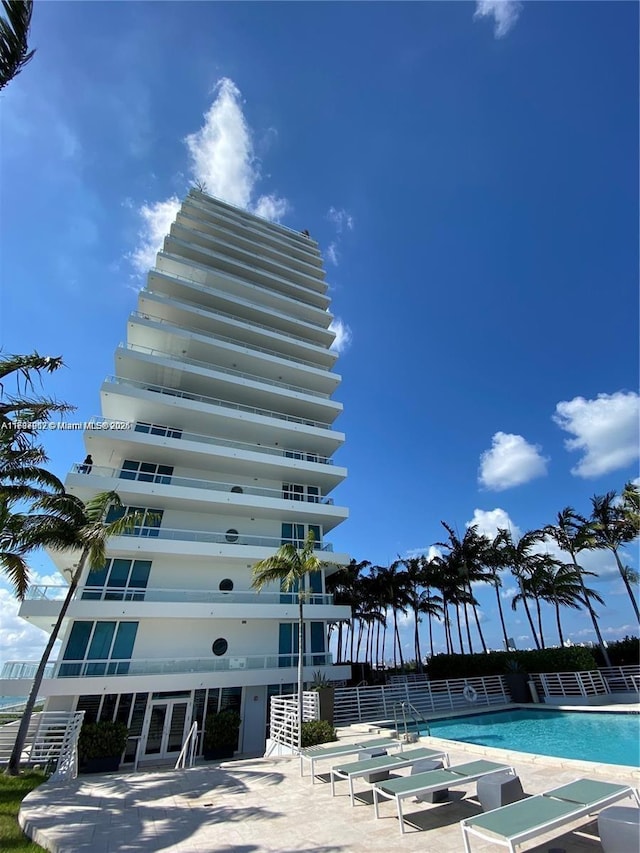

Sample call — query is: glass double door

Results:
[141,694,192,759]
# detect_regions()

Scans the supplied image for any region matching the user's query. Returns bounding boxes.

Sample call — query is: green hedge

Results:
[300,720,337,748]
[592,636,640,667]
[426,646,598,680]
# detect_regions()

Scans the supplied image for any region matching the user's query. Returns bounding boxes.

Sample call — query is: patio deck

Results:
[19,726,640,852]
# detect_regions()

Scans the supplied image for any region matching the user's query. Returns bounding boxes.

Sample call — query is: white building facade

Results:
[6,191,350,762]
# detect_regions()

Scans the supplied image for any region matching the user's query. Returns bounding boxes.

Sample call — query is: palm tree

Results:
[418,557,444,659]
[538,562,603,647]
[544,508,611,665]
[1,353,71,597]
[325,559,369,662]
[0,1,36,91]
[500,528,546,650]
[400,556,443,671]
[6,491,148,775]
[484,530,512,651]
[590,488,640,623]
[380,561,410,670]
[252,531,325,748]
[436,523,490,653]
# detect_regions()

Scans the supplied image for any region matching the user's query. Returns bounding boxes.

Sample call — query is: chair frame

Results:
[460,778,640,853]
[330,747,450,806]
[299,737,403,783]
[372,759,515,834]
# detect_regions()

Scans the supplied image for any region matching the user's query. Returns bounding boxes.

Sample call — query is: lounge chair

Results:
[299,736,403,783]
[372,759,515,834]
[330,746,450,806]
[460,778,640,853]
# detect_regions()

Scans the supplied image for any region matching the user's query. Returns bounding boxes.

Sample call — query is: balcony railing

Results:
[86,417,336,464]
[105,375,332,429]
[120,341,332,398]
[70,462,335,505]
[2,653,334,680]
[108,525,335,552]
[131,310,332,370]
[147,273,332,348]
[25,585,336,605]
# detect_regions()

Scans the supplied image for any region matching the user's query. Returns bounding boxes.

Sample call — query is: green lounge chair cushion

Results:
[301,737,397,757]
[333,747,441,777]
[375,760,510,796]
[544,779,630,806]
[465,795,581,838]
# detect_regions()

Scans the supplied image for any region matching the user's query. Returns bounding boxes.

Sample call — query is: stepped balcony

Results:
[163,234,330,312]
[153,253,334,338]
[185,190,322,267]
[115,346,342,427]
[139,287,337,369]
[17,586,351,631]
[129,310,339,388]
[103,375,335,428]
[145,269,338,354]
[178,202,324,279]
[80,419,347,493]
[118,340,338,400]
[66,463,347,528]
[171,217,327,295]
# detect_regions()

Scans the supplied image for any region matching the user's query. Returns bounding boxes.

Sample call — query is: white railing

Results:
[131,310,328,370]
[267,691,320,755]
[109,525,334,552]
[175,721,199,770]
[89,417,336,464]
[70,463,334,505]
[120,342,332,399]
[1,662,55,680]
[0,711,84,781]
[5,652,333,680]
[332,676,509,726]
[537,670,609,698]
[105,375,333,429]
[599,665,640,693]
[25,584,335,606]
[147,271,330,348]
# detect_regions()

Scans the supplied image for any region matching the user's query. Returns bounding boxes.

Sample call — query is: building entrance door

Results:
[141,694,192,760]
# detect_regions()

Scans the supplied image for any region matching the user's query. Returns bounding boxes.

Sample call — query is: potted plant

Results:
[78,720,129,773]
[203,708,241,760]
[504,658,531,703]
[311,670,335,726]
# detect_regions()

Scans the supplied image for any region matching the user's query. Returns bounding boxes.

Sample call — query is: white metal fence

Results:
[333,676,508,725]
[0,711,85,781]
[532,665,640,700]
[267,692,319,755]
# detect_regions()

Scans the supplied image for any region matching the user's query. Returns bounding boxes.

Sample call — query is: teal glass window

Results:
[63,622,92,660]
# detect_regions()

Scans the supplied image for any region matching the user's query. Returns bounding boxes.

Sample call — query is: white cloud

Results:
[553,391,640,478]
[253,193,290,222]
[327,242,339,266]
[329,318,353,354]
[467,507,521,541]
[478,432,549,491]
[129,77,289,278]
[473,0,523,38]
[327,207,354,233]
[129,196,181,276]
[0,586,60,670]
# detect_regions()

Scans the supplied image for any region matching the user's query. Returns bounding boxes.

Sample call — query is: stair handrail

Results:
[175,721,199,770]
[393,700,431,739]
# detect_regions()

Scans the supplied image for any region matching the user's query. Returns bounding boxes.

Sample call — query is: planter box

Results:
[80,755,121,774]
[505,672,531,703]
[203,747,235,761]
[317,686,335,726]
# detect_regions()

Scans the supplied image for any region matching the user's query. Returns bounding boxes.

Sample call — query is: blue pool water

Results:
[419,708,640,768]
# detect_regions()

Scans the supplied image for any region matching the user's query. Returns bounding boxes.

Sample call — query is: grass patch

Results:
[0,771,47,851]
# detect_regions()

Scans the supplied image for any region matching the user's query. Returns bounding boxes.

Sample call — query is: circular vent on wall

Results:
[219,578,234,591]
[225,529,239,543]
[212,638,228,656]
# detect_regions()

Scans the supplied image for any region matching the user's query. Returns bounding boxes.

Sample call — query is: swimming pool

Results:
[419,708,640,768]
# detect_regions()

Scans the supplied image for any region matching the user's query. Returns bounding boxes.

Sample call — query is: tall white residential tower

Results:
[6,191,350,762]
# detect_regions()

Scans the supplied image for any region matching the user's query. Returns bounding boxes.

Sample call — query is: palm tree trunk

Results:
[612,547,640,623]
[494,583,510,650]
[454,605,464,654]
[517,578,541,650]
[573,561,611,667]
[462,594,473,653]
[535,597,545,649]
[7,547,88,775]
[554,602,564,646]
[413,606,422,672]
[469,583,487,653]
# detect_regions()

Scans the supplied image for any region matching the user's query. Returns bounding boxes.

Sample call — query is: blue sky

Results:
[1,1,638,669]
